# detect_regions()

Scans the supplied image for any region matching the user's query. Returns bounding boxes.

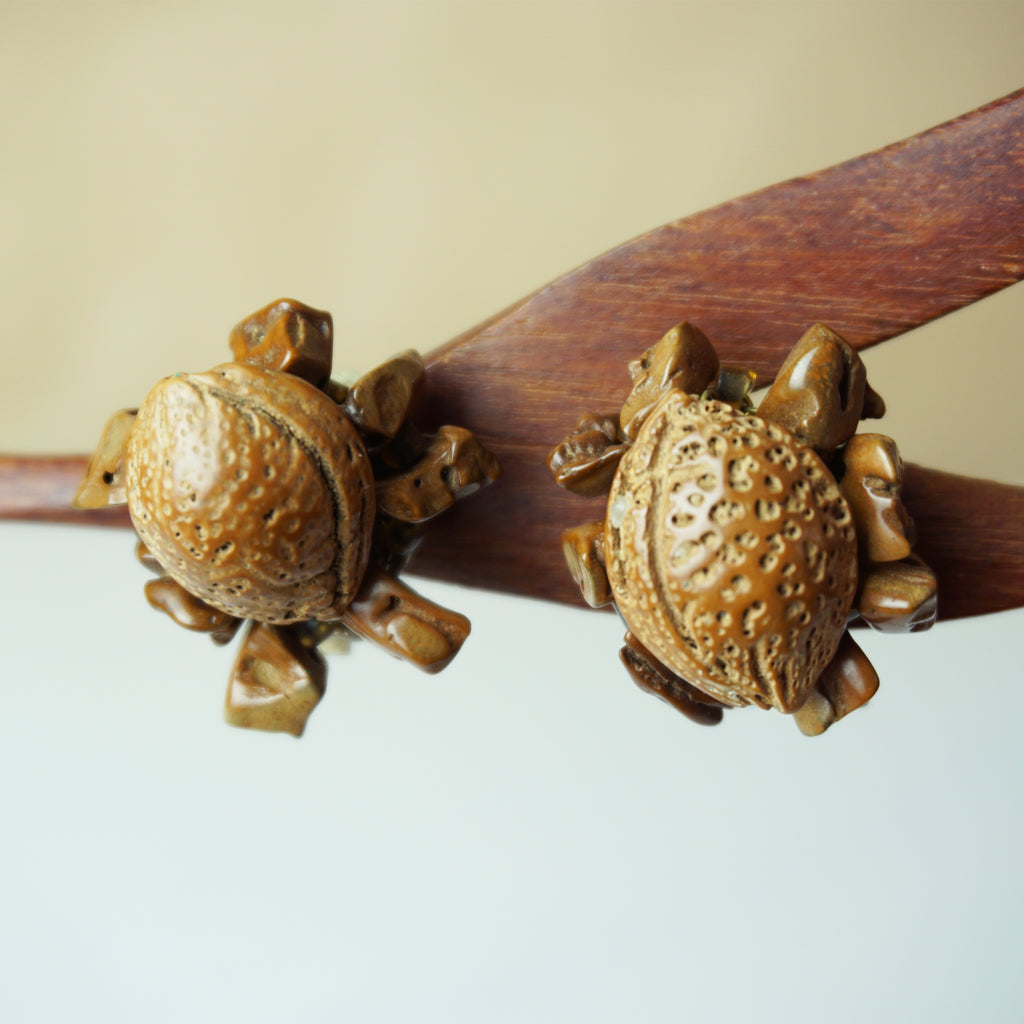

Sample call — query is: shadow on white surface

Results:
[1,524,1021,1022]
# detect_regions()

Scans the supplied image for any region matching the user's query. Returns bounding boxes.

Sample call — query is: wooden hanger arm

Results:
[4,453,1020,623]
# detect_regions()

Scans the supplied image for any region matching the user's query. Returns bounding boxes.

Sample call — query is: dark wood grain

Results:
[2,89,1023,621]
[4,452,1022,623]
[0,455,126,526]
[902,466,1024,622]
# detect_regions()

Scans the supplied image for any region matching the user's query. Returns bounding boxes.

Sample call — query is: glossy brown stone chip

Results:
[228,298,334,387]
[343,350,426,439]
[72,409,137,509]
[341,567,470,673]
[560,520,612,608]
[793,632,880,736]
[841,433,915,563]
[143,576,242,644]
[376,425,501,522]
[758,324,871,452]
[134,539,164,575]
[857,557,938,633]
[621,322,719,439]
[620,631,725,726]
[547,414,626,497]
[225,622,327,737]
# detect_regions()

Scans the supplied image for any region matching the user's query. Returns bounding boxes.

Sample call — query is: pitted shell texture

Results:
[125,363,374,625]
[604,391,857,712]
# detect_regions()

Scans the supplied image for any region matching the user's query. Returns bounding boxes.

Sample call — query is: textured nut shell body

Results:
[605,392,857,712]
[125,364,374,625]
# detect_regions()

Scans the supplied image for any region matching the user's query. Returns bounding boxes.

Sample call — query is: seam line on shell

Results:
[193,378,353,615]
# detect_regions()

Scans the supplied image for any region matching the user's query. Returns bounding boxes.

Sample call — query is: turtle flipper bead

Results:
[857,557,938,633]
[342,350,425,439]
[620,631,725,726]
[620,322,719,440]
[758,323,871,452]
[228,298,333,387]
[547,414,627,496]
[793,632,880,736]
[225,622,327,737]
[841,433,915,563]
[73,409,138,509]
[560,520,612,608]
[341,567,470,673]
[143,576,242,644]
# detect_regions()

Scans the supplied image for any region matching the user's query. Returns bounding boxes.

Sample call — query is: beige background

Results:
[2,5,1024,1023]
[1,1,1023,486]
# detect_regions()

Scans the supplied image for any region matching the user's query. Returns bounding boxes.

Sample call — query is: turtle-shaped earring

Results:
[74,299,501,736]
[548,321,936,735]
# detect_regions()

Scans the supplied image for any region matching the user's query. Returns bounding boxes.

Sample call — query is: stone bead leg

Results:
[561,520,612,608]
[620,322,719,439]
[620,631,725,726]
[793,632,880,736]
[375,425,502,522]
[143,576,242,645]
[341,567,470,673]
[225,621,327,737]
[72,408,137,509]
[857,557,938,633]
[840,433,915,563]
[547,414,627,496]
[342,350,425,438]
[758,324,882,453]
[229,298,334,388]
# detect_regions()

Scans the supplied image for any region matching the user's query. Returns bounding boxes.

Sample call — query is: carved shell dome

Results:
[604,391,857,712]
[125,363,374,625]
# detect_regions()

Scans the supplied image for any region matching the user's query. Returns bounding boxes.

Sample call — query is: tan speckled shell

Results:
[605,391,857,712]
[125,363,374,625]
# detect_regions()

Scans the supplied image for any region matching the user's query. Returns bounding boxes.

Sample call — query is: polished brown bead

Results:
[376,425,502,522]
[341,567,470,673]
[857,557,938,633]
[620,630,725,726]
[793,631,880,736]
[547,414,626,497]
[841,432,915,563]
[143,576,242,644]
[758,323,871,453]
[712,365,757,407]
[134,538,164,575]
[71,409,137,509]
[560,520,612,608]
[321,378,349,404]
[343,350,426,439]
[228,298,334,388]
[224,622,327,737]
[620,322,719,439]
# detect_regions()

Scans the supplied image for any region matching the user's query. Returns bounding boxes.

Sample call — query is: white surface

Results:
[1,524,1021,1022]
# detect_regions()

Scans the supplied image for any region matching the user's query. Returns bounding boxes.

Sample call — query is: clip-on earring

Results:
[73,298,501,736]
[549,321,936,736]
